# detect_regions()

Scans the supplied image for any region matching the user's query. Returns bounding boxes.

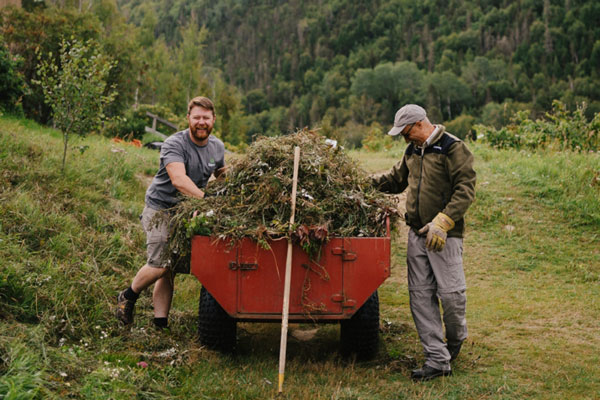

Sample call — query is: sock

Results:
[153,317,168,329]
[123,286,139,302]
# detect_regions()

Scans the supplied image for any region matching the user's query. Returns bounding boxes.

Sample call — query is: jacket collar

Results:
[419,124,445,149]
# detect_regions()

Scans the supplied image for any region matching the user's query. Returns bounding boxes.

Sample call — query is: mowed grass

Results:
[1,116,599,399]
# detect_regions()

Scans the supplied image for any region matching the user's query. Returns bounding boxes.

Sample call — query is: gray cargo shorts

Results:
[140,206,170,268]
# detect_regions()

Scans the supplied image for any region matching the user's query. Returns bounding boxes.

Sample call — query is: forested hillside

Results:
[2,0,600,147]
[118,0,600,142]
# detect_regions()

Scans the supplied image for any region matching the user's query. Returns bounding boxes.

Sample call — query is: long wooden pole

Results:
[278,146,301,394]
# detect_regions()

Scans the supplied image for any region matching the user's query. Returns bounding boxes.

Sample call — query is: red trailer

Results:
[190,221,391,359]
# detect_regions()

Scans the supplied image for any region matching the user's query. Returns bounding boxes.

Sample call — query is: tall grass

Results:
[474,144,600,224]
[1,115,158,397]
[1,116,150,337]
[470,144,600,279]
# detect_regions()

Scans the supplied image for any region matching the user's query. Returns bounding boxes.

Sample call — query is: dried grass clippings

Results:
[165,129,399,270]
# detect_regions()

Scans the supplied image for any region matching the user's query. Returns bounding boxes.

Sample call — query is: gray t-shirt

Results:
[145,129,225,210]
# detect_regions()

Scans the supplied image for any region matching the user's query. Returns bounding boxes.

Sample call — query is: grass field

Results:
[1,115,599,399]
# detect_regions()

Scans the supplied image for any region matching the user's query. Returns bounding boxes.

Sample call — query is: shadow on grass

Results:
[235,322,341,363]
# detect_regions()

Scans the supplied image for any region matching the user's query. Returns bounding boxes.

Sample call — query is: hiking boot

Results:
[411,365,452,382]
[116,290,135,325]
[448,342,463,362]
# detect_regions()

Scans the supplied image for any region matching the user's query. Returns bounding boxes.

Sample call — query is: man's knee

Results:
[409,288,439,307]
[157,270,175,284]
[439,290,466,305]
[439,290,466,319]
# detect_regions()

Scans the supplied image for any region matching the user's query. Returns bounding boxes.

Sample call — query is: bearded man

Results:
[116,96,226,329]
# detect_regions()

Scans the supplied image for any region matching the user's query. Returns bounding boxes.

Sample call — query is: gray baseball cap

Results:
[387,104,427,136]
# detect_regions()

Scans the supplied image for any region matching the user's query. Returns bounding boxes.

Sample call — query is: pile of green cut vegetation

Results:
[166,130,398,264]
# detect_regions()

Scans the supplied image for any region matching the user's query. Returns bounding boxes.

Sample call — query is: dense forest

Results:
[1,0,600,148]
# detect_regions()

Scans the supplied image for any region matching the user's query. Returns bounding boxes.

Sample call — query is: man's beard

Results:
[190,124,212,141]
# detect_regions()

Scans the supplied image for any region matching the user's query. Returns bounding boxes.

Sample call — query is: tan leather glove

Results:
[418,212,455,252]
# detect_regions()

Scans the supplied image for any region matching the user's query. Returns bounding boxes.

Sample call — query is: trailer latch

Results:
[331,247,357,261]
[229,262,258,271]
[331,294,357,309]
[331,293,344,302]
[342,299,356,309]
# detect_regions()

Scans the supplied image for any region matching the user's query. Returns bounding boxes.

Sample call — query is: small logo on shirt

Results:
[208,158,216,168]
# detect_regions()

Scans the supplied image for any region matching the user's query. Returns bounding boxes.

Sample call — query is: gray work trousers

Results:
[407,229,467,370]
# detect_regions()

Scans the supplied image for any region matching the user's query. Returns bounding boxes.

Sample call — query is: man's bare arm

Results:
[165,162,205,198]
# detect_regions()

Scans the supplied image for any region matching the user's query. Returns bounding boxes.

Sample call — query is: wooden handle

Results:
[278,146,301,393]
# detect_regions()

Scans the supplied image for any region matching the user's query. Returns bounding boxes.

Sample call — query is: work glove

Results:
[418,212,455,252]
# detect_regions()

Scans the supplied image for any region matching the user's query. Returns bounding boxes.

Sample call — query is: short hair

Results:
[187,96,216,116]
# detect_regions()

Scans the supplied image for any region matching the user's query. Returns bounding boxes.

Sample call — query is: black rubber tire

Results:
[198,286,237,352]
[340,291,380,360]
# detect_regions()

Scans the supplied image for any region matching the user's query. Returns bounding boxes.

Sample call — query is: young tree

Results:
[35,38,116,171]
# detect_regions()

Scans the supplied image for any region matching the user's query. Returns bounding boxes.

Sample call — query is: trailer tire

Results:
[198,287,236,352]
[340,291,379,360]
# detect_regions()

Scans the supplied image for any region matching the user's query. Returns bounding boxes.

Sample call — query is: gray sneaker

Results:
[116,290,135,325]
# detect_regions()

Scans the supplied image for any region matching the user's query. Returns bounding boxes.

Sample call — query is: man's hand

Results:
[214,165,229,178]
[418,212,455,252]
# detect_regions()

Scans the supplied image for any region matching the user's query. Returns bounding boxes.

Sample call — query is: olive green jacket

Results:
[372,127,476,237]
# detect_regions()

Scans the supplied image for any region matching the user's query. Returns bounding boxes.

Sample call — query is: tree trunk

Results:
[62,132,68,172]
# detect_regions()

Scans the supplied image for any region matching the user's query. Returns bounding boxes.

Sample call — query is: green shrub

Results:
[0,40,26,115]
[446,114,476,140]
[338,121,368,149]
[361,122,395,152]
[475,100,600,151]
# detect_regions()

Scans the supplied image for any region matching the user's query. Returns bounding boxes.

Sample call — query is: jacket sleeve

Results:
[443,142,476,222]
[370,157,409,194]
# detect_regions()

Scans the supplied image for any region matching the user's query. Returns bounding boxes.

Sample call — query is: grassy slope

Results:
[1,116,599,399]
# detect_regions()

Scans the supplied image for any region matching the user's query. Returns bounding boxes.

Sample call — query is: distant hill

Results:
[118,0,600,132]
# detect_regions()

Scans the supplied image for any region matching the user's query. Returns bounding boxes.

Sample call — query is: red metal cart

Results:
[190,221,391,359]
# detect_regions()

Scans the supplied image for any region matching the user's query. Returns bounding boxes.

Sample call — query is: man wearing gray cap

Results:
[372,104,476,381]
